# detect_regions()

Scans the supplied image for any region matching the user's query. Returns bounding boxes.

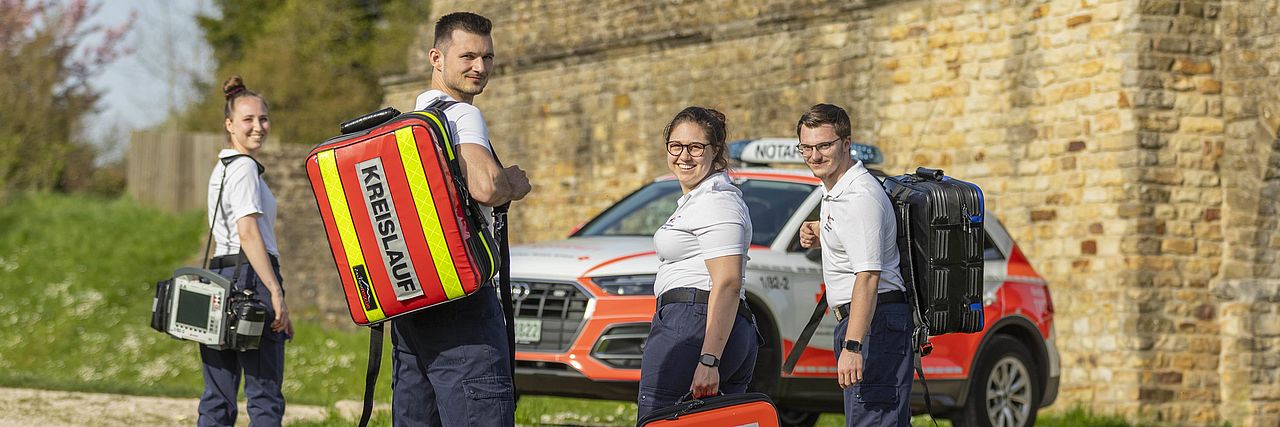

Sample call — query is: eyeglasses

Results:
[666,141,709,157]
[796,138,843,156]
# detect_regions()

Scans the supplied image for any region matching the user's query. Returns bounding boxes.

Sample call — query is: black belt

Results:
[657,287,754,322]
[209,253,279,270]
[833,290,907,322]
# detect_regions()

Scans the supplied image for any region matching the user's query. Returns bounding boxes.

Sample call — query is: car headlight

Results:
[592,275,656,296]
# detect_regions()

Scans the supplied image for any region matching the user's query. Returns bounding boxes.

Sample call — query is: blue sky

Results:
[87,0,214,161]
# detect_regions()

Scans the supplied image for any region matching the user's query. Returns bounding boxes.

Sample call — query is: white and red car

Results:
[509,139,1059,427]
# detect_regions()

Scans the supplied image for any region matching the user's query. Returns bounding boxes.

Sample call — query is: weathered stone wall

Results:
[392,0,1155,418]
[1215,0,1280,425]
[289,0,1280,424]
[1123,1,1227,423]
[255,142,356,326]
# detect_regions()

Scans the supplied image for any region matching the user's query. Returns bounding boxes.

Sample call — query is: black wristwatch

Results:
[843,340,862,354]
[698,353,720,367]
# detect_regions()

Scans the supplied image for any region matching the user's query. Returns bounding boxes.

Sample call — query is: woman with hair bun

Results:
[200,75,291,426]
[637,107,760,419]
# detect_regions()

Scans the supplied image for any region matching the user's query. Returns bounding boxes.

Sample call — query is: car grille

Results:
[512,280,590,352]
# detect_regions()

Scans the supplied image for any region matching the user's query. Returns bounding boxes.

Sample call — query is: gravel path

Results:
[0,387,329,426]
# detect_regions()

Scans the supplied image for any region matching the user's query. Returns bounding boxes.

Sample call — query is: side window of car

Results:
[983,231,1005,261]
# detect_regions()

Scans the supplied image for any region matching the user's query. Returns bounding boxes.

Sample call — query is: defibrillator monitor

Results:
[165,268,230,346]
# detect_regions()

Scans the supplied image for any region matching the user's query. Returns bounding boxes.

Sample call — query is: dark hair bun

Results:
[706,108,726,127]
[222,75,246,100]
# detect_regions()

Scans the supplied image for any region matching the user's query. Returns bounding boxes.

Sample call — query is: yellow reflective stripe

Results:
[411,111,455,161]
[317,150,385,322]
[476,227,496,278]
[411,111,497,277]
[395,127,465,299]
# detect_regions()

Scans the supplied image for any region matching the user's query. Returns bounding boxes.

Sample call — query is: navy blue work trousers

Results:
[636,287,760,420]
[391,286,515,427]
[832,301,913,427]
[198,261,287,427]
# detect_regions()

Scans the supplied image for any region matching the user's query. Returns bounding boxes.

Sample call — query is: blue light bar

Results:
[728,138,883,165]
[851,142,884,165]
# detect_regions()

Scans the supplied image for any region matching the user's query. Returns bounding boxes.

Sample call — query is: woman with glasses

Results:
[637,107,760,419]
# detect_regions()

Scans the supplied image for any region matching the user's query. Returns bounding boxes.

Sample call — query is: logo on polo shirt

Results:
[357,158,425,302]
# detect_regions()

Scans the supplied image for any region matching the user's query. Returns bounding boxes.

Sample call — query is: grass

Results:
[290,397,1163,427]
[0,193,1161,426]
[0,192,395,407]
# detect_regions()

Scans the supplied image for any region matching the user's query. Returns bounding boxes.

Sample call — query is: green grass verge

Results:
[288,398,1158,427]
[0,192,394,406]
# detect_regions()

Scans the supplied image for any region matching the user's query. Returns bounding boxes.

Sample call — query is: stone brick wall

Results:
[1123,1,1227,423]
[276,0,1280,424]
[1216,0,1280,425]
[255,142,356,326]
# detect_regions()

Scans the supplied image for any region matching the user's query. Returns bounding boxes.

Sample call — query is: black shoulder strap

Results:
[782,291,828,374]
[221,154,265,175]
[898,202,940,427]
[493,201,515,386]
[357,324,384,427]
[205,154,265,288]
[425,98,458,113]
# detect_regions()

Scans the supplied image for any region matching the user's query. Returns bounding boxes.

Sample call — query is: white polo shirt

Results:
[208,150,278,257]
[414,89,494,230]
[819,161,905,308]
[653,172,753,299]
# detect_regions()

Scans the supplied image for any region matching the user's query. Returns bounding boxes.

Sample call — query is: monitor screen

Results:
[176,289,211,329]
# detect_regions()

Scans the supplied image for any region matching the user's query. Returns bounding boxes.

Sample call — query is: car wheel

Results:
[777,407,820,427]
[957,335,1040,427]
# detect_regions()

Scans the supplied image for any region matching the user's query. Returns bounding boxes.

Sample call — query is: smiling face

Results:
[224,96,269,154]
[667,121,717,193]
[430,29,493,103]
[798,123,852,189]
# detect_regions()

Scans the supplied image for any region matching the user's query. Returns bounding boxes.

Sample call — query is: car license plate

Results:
[515,317,541,344]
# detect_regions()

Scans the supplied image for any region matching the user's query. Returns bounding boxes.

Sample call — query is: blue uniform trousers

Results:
[199,261,287,427]
[832,301,913,427]
[391,286,515,427]
[636,287,760,420]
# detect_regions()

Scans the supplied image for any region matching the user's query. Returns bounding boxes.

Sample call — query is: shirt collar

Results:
[823,160,869,197]
[677,171,732,207]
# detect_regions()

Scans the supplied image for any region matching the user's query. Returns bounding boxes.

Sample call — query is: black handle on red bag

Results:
[339,107,401,134]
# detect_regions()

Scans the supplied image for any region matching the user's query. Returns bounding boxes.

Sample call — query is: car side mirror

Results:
[805,247,822,263]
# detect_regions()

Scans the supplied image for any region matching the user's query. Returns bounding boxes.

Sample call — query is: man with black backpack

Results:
[391,11,531,427]
[796,104,913,426]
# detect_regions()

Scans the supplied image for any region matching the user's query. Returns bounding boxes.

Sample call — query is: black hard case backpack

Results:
[883,167,985,335]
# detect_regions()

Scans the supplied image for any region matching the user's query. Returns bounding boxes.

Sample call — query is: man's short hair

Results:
[796,104,852,139]
[434,12,492,49]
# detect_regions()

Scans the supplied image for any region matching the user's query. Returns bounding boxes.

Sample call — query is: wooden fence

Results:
[126,130,224,212]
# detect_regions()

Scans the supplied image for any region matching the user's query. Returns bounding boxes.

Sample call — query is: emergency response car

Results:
[509,139,1059,427]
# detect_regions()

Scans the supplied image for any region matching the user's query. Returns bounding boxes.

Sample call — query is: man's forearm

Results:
[844,273,879,342]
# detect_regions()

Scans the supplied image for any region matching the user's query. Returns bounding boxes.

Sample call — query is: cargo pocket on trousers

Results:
[462,376,514,424]
[853,383,899,406]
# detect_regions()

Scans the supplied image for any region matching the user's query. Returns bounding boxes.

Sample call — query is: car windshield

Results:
[574,178,816,247]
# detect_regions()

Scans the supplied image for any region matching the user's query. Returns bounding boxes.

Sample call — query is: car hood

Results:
[509,236,658,281]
